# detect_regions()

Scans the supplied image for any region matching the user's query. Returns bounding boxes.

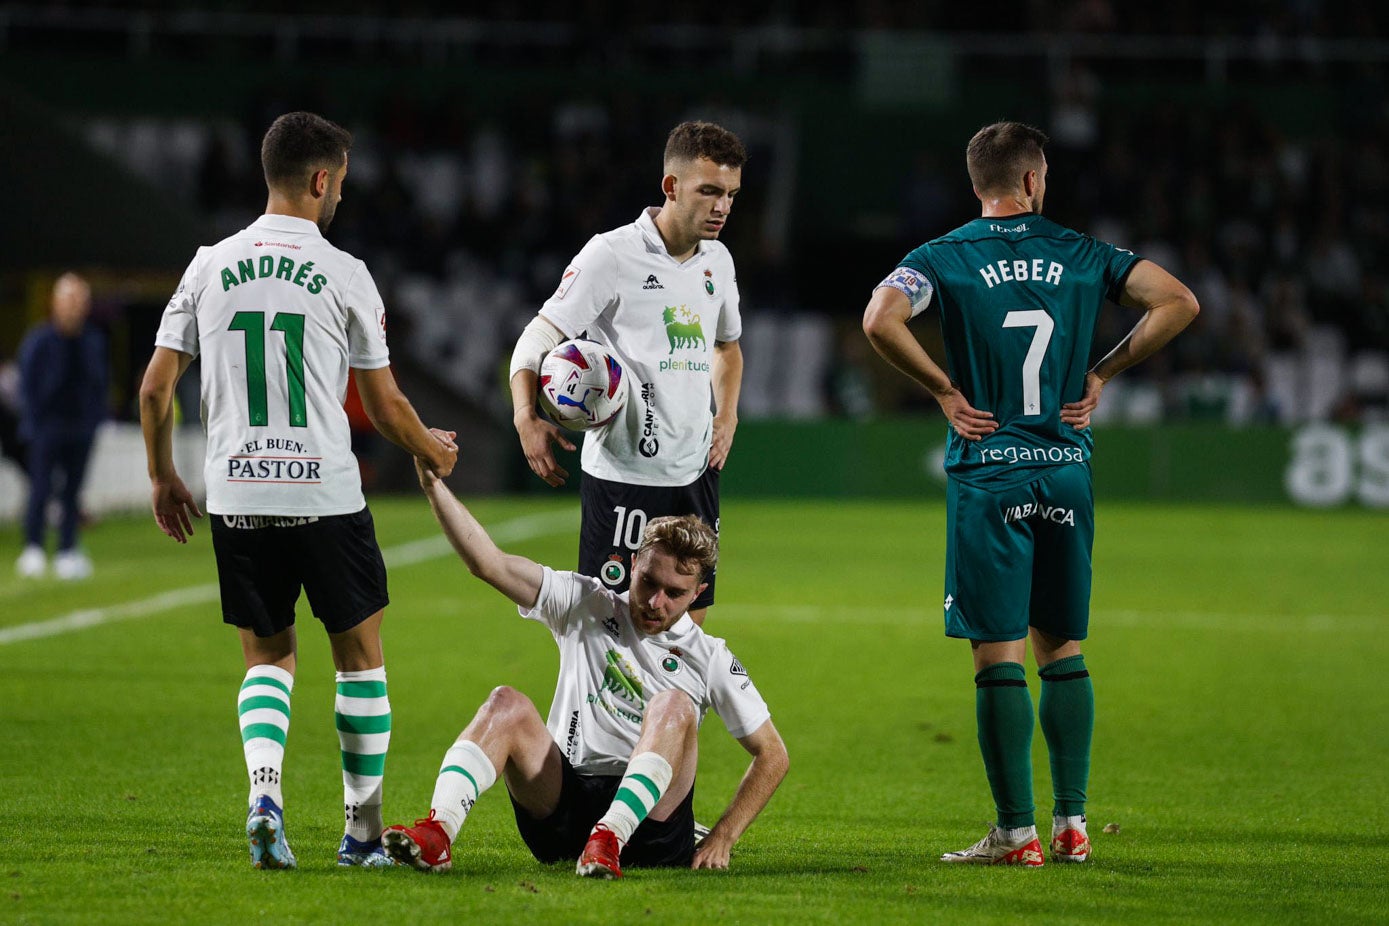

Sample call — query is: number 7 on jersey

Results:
[1002,309,1054,416]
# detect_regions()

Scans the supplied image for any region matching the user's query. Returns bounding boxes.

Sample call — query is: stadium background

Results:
[1,1,1386,511]
[1,5,1388,924]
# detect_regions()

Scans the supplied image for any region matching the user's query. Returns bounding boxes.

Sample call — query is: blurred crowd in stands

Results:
[38,3,1389,426]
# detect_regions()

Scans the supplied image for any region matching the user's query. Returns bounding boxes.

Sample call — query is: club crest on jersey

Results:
[703,268,715,297]
[601,556,627,587]
[660,654,683,676]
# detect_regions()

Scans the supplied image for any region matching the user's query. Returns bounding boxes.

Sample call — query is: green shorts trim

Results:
[944,463,1094,642]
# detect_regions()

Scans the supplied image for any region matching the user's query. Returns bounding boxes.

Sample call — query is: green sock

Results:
[975,661,1035,829]
[1039,654,1093,818]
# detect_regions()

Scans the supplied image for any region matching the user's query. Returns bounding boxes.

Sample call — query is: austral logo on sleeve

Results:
[227,438,323,484]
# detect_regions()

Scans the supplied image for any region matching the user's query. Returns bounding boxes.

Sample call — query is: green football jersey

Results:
[891,213,1140,489]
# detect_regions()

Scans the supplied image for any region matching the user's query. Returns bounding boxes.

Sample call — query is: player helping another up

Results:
[382,448,788,877]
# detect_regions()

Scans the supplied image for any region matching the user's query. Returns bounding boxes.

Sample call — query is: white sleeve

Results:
[154,251,203,357]
[706,642,771,739]
[517,566,602,635]
[715,256,741,343]
[537,236,619,338]
[345,262,391,370]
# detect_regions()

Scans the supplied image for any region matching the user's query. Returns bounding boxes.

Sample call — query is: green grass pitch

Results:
[2,496,1386,924]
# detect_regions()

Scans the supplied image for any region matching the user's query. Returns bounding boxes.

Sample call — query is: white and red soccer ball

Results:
[537,338,629,430]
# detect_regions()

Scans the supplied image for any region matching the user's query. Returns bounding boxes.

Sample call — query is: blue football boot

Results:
[246,795,297,870]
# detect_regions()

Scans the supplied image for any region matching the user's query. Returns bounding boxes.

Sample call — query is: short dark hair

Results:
[966,122,1049,195]
[261,111,352,188]
[663,121,747,171]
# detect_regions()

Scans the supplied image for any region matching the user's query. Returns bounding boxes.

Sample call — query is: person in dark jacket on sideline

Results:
[15,272,107,580]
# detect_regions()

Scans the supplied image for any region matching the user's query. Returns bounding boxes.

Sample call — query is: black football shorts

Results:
[578,467,720,610]
[211,506,389,638]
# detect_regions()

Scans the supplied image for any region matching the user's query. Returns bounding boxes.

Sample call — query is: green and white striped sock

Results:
[238,665,293,807]
[336,668,391,842]
[430,740,498,841]
[596,752,673,847]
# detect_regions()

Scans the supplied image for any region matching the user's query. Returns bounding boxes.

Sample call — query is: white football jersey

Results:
[155,214,390,515]
[540,208,741,486]
[521,566,770,776]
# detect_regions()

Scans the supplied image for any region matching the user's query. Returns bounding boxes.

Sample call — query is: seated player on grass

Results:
[383,448,789,878]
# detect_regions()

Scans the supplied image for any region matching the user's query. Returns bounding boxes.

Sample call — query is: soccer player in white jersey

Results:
[138,112,458,870]
[509,121,747,627]
[381,452,788,878]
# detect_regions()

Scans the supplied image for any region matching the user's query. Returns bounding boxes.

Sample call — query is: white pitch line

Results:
[0,509,576,647]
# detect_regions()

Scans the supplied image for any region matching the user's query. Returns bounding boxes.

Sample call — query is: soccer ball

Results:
[537,338,629,430]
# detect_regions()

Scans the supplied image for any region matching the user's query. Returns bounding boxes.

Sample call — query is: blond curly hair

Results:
[639,515,719,579]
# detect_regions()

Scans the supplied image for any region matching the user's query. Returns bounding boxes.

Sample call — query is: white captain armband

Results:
[876,267,935,317]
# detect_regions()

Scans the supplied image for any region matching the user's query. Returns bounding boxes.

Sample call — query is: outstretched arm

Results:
[354,365,458,477]
[1062,260,1200,428]
[138,346,202,543]
[862,286,997,440]
[691,718,789,870]
[414,456,545,609]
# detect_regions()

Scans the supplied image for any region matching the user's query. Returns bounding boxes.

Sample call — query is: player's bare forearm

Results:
[416,461,543,608]
[510,368,540,421]
[1093,259,1200,383]
[355,366,457,476]
[693,720,789,870]
[711,340,743,420]
[138,347,202,541]
[862,288,952,396]
[709,340,742,470]
[139,347,190,481]
[510,369,575,486]
[862,289,996,440]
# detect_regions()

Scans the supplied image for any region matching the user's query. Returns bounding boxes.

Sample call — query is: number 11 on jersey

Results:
[229,311,308,428]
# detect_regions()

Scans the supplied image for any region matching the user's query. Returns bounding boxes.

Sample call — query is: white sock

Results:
[430,740,497,842]
[1001,824,1038,842]
[336,667,391,841]
[238,665,294,807]
[595,752,673,848]
[1053,814,1087,832]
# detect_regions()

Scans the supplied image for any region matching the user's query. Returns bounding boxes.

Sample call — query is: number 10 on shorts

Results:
[612,506,648,550]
